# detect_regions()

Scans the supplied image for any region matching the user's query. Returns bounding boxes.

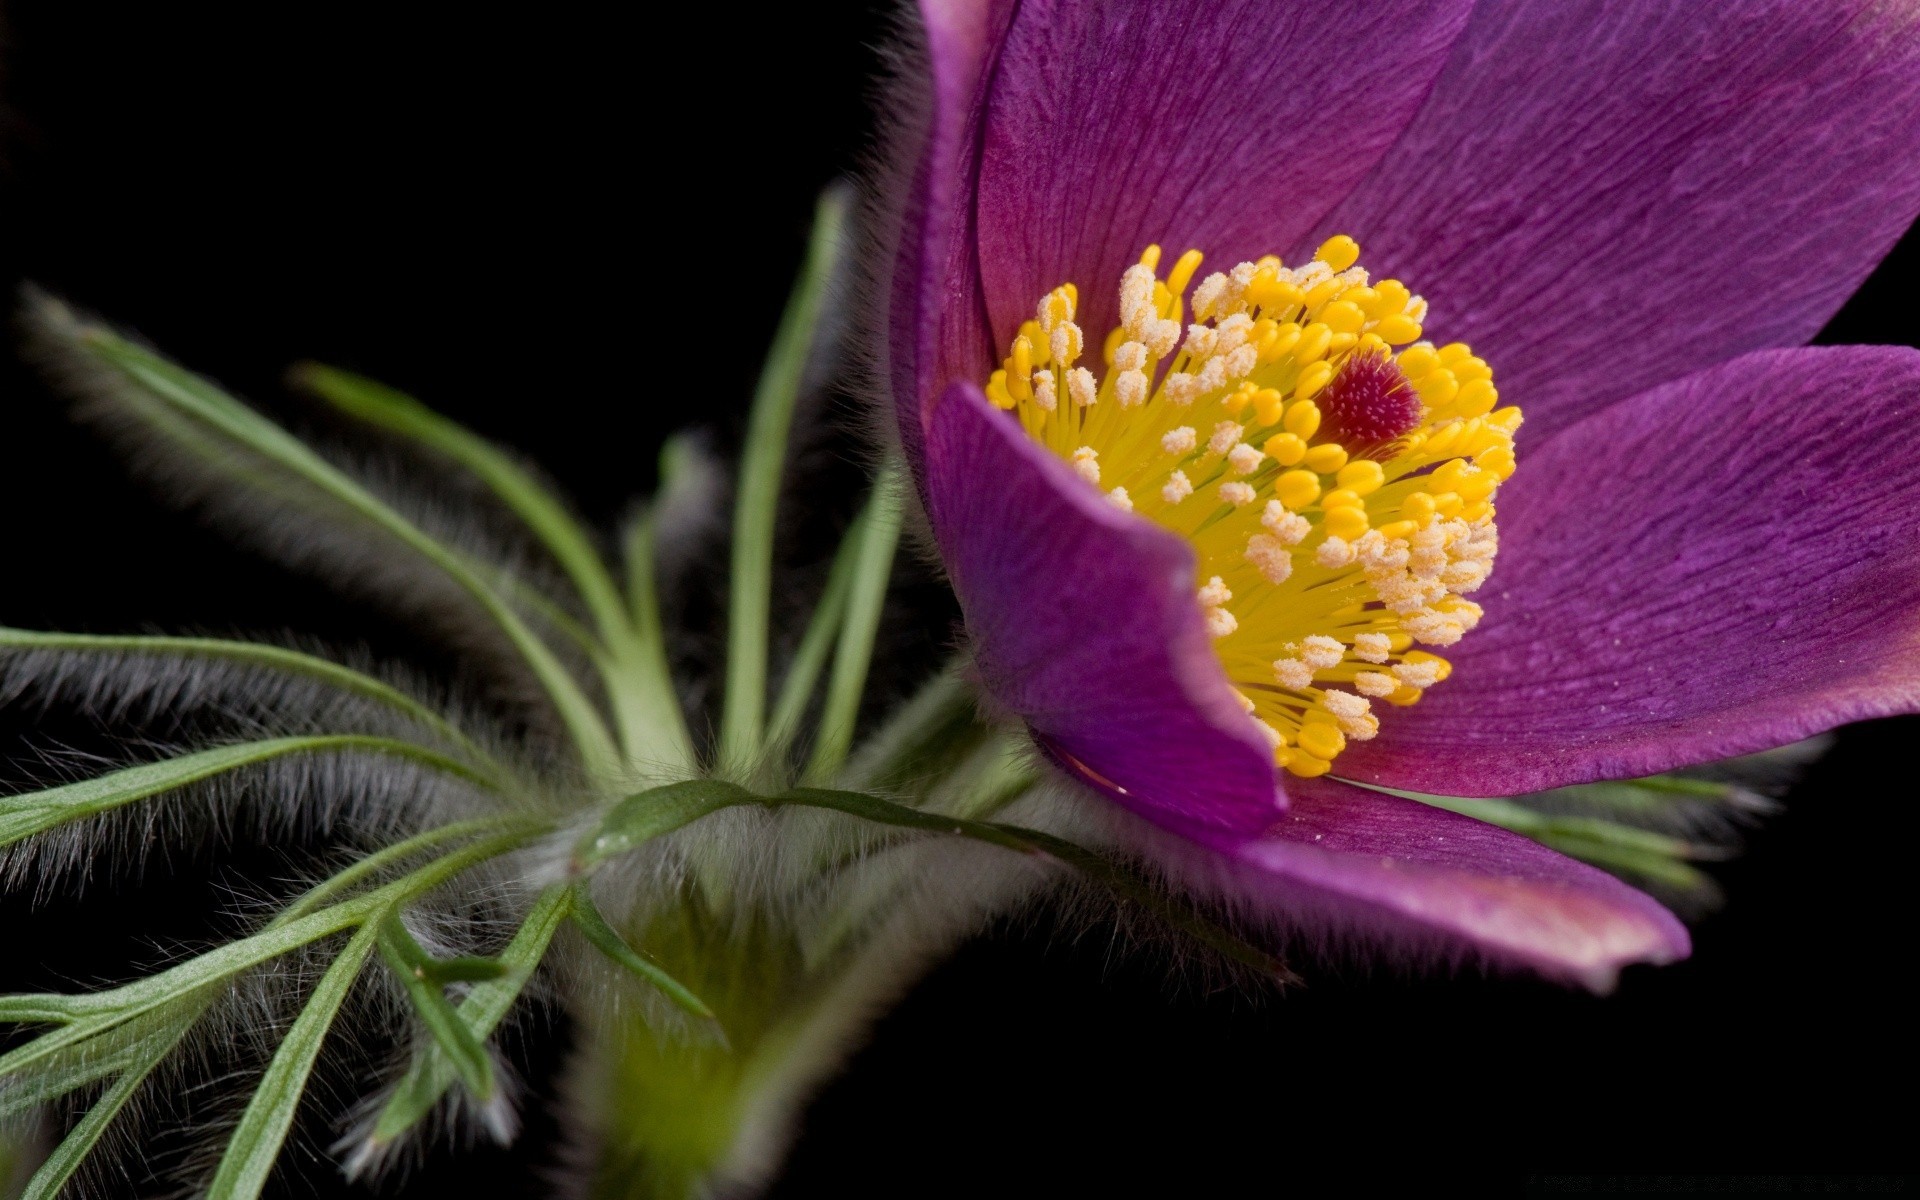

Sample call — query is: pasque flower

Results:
[888,0,1920,987]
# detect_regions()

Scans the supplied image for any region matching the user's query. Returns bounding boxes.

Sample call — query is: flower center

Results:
[984,237,1521,779]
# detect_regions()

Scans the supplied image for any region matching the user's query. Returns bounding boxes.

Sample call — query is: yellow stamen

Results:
[984,237,1518,775]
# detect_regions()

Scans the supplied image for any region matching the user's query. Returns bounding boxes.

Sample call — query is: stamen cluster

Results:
[985,237,1521,777]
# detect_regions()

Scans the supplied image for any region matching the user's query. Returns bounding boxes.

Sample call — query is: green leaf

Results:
[803,460,905,784]
[0,735,492,848]
[275,818,536,924]
[0,996,92,1025]
[377,918,494,1102]
[763,499,866,765]
[0,1023,166,1122]
[614,434,711,774]
[368,886,570,1146]
[16,1008,198,1200]
[925,732,1038,821]
[0,831,532,1078]
[569,886,717,1021]
[291,365,691,776]
[719,189,850,769]
[773,788,1296,983]
[417,956,510,985]
[40,304,621,776]
[1391,788,1725,902]
[289,364,626,640]
[206,923,378,1200]
[572,779,756,871]
[837,661,978,793]
[0,627,494,773]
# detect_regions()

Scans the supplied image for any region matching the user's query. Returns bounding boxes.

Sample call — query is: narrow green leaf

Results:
[0,735,492,848]
[764,497,866,765]
[774,787,1298,983]
[417,957,509,985]
[290,365,628,642]
[17,1009,197,1200]
[1532,832,1716,892]
[613,434,708,773]
[0,627,494,772]
[275,818,535,925]
[803,460,905,784]
[377,919,494,1101]
[206,924,378,1200]
[569,886,717,1020]
[837,661,978,792]
[46,306,620,776]
[926,733,1038,821]
[0,996,91,1025]
[290,366,691,775]
[0,1039,139,1122]
[1401,792,1704,860]
[0,832,532,1078]
[572,779,755,871]
[368,886,569,1145]
[719,189,849,769]
[1385,787,1727,902]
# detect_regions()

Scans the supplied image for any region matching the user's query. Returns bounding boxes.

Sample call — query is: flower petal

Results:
[1315,0,1920,441]
[890,0,1012,467]
[924,380,1282,834]
[966,0,1474,364]
[1155,776,1689,992]
[1342,346,1920,795]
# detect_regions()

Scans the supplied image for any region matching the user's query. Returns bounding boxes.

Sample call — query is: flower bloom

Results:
[886,0,1920,988]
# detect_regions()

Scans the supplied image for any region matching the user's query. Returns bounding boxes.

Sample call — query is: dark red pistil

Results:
[1315,351,1423,454]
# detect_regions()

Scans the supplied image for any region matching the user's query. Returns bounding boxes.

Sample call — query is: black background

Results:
[1,3,1914,1195]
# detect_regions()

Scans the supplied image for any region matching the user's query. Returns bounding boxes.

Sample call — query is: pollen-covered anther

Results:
[1315,536,1356,568]
[983,235,1516,777]
[1262,502,1310,545]
[1245,534,1292,584]
[1272,655,1314,689]
[1228,443,1264,475]
[1353,632,1391,663]
[1299,635,1345,670]
[1068,367,1097,408]
[1393,657,1446,689]
[1198,576,1237,638]
[1354,670,1399,697]
[1319,690,1378,740]
[1032,370,1058,412]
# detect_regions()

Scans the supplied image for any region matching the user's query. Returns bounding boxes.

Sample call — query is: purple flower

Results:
[884,0,1920,989]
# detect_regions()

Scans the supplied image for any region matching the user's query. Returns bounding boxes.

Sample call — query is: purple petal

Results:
[1342,346,1920,796]
[1148,777,1689,991]
[969,0,1473,353]
[889,0,1012,470]
[1314,0,1920,442]
[924,380,1282,834]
